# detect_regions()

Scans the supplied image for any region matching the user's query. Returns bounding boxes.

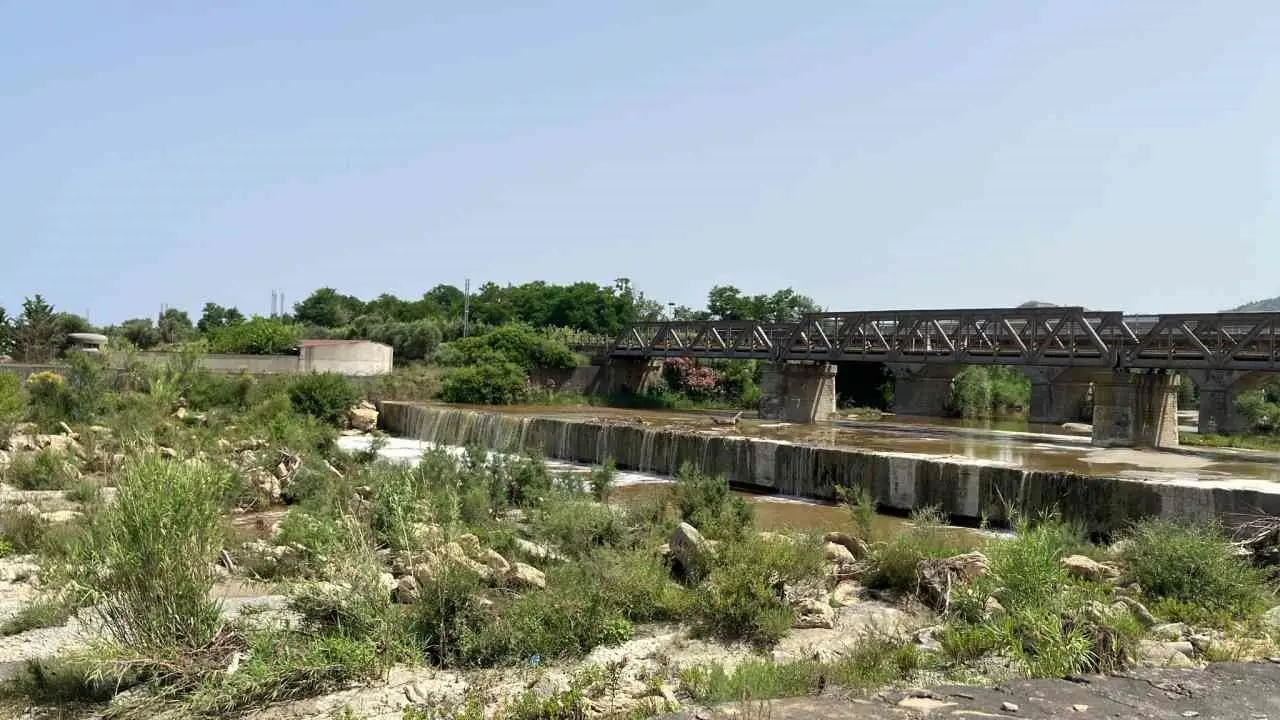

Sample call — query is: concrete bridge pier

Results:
[887,363,958,417]
[1025,366,1093,424]
[591,358,663,397]
[1090,370,1180,448]
[760,361,837,423]
[1184,369,1264,436]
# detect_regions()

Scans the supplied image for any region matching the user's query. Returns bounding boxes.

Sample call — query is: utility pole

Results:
[462,278,471,337]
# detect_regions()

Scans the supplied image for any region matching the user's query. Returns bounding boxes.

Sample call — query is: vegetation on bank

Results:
[0,350,1278,719]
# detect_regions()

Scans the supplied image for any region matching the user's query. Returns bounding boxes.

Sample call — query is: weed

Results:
[865,507,970,594]
[0,598,75,636]
[64,478,101,505]
[534,497,628,557]
[1119,518,1271,623]
[3,447,80,490]
[670,463,753,540]
[0,509,49,554]
[834,483,876,541]
[289,373,361,427]
[588,460,616,502]
[75,454,232,652]
[689,535,824,648]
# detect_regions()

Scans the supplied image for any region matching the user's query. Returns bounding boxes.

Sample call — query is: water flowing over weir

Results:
[377,402,1280,534]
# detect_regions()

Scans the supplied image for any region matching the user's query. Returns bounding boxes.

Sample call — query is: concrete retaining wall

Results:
[0,364,64,381]
[135,352,302,374]
[378,402,1280,535]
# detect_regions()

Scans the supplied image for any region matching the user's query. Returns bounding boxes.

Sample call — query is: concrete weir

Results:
[377,402,1280,534]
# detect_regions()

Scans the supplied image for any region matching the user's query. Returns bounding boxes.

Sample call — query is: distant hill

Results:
[1017,300,1060,308]
[1230,296,1280,312]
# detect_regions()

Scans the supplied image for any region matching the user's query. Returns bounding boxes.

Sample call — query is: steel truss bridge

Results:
[603,307,1280,372]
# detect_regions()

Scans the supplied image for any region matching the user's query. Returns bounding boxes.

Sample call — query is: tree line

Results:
[0,281,821,363]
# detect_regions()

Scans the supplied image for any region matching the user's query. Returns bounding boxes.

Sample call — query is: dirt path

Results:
[662,662,1280,720]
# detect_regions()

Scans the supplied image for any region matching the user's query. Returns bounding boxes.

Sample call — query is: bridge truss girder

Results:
[604,309,1280,372]
[610,320,794,360]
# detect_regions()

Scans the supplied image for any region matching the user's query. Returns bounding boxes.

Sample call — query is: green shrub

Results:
[534,498,628,557]
[76,454,233,652]
[207,317,300,355]
[865,507,970,594]
[439,362,527,405]
[443,325,579,373]
[0,373,23,439]
[588,461,616,502]
[0,509,49,554]
[1119,518,1271,622]
[288,373,360,426]
[0,598,75,636]
[690,535,824,647]
[151,630,385,717]
[669,464,753,540]
[185,370,255,411]
[983,517,1084,612]
[2,447,79,490]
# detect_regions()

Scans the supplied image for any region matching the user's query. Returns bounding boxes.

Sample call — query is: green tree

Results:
[119,318,163,349]
[0,307,13,357]
[14,295,58,362]
[707,285,820,323]
[207,317,300,355]
[158,308,195,344]
[197,303,246,333]
[293,287,365,328]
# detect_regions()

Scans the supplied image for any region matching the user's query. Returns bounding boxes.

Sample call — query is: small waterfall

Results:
[377,402,1278,534]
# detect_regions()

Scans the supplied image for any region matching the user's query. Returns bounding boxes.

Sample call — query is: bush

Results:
[865,507,970,594]
[0,509,49,554]
[2,447,79,490]
[690,535,824,648]
[207,317,300,355]
[0,598,75,636]
[441,325,578,372]
[76,454,233,651]
[950,366,1030,418]
[534,498,628,557]
[1119,518,1271,622]
[185,370,255,411]
[669,464,753,540]
[0,373,23,439]
[288,373,360,426]
[439,362,527,405]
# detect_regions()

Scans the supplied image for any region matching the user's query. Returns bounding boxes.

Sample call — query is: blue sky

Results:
[3,1,1278,324]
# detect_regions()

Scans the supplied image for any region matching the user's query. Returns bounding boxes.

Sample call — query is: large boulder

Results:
[823,542,857,565]
[347,402,379,432]
[512,537,565,563]
[505,562,546,590]
[1061,554,1120,583]
[791,598,836,629]
[479,549,511,575]
[668,522,713,571]
[917,552,990,611]
[823,531,869,560]
[394,575,420,604]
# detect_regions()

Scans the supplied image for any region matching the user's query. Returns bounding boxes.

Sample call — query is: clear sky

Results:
[3,1,1278,324]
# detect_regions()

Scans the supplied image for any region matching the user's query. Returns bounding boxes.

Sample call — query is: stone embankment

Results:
[378,403,1280,534]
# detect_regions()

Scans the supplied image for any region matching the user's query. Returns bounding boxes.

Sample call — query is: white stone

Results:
[505,562,546,590]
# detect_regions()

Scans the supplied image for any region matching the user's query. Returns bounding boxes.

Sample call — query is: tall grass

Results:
[3,447,80,490]
[76,454,233,652]
[1119,518,1272,624]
